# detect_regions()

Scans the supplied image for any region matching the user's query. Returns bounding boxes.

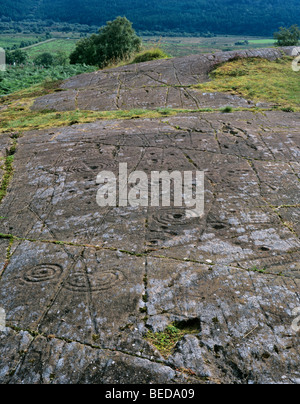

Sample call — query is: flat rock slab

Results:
[0,109,300,383]
[31,48,296,113]
[1,328,192,384]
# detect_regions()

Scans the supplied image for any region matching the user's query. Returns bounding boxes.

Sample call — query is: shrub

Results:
[34,52,54,67]
[6,50,28,65]
[131,48,169,64]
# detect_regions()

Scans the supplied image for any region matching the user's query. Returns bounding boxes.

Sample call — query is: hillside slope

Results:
[1,0,300,35]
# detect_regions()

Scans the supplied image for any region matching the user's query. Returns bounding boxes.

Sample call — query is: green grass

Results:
[0,82,266,134]
[131,48,169,64]
[145,320,200,358]
[1,80,237,134]
[0,34,41,50]
[0,99,251,134]
[248,39,275,45]
[221,106,233,113]
[0,141,17,203]
[0,83,182,133]
[0,102,180,133]
[250,266,267,273]
[193,57,300,110]
[146,325,184,358]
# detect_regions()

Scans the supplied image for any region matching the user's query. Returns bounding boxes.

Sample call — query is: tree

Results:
[274,25,300,47]
[34,52,54,67]
[70,17,142,68]
[6,49,27,65]
[69,35,97,65]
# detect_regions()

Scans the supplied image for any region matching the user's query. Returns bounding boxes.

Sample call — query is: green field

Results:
[0,33,276,60]
[143,35,275,57]
[0,33,83,61]
[248,39,275,45]
[25,38,78,59]
[0,34,41,50]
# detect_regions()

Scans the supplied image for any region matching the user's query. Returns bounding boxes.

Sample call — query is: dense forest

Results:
[0,0,300,35]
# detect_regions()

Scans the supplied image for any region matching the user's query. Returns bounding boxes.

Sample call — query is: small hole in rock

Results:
[212,223,226,230]
[174,318,200,333]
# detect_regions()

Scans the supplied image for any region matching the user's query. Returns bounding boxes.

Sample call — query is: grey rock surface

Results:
[0,49,300,384]
[32,47,296,112]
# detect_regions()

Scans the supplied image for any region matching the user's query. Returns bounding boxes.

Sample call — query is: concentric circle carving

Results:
[23,264,62,283]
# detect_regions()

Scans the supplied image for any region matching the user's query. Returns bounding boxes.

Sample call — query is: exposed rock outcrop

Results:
[0,48,299,384]
[32,47,299,112]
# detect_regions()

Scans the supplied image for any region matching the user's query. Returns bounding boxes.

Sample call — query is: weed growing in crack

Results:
[249,266,267,274]
[0,140,17,203]
[145,318,200,358]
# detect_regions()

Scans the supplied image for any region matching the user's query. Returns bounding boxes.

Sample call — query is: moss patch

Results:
[0,104,180,133]
[193,57,300,111]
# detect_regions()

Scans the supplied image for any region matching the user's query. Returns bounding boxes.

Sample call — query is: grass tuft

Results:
[131,48,169,64]
[221,106,233,113]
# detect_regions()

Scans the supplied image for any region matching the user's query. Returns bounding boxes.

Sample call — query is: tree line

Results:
[5,20,300,70]
[1,0,300,36]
